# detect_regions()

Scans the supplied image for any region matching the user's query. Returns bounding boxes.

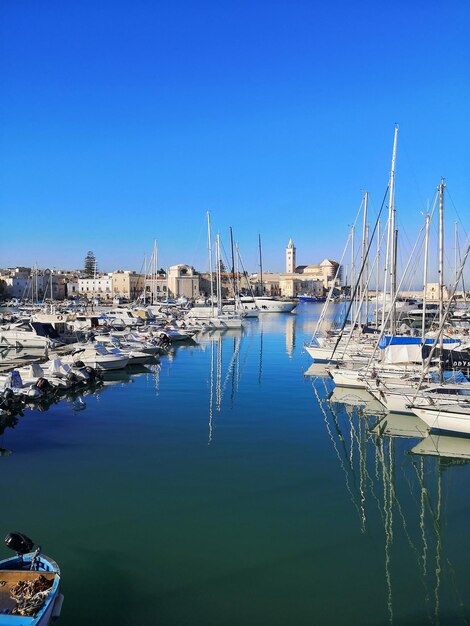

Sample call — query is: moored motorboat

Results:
[0,532,63,625]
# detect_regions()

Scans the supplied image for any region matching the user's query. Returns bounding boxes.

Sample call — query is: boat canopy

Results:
[378,335,461,349]
[31,321,60,339]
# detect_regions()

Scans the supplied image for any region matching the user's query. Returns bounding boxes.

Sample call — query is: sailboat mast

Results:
[360,192,369,325]
[207,211,214,316]
[258,234,263,296]
[351,225,355,322]
[376,220,380,327]
[153,240,158,303]
[389,126,399,335]
[216,234,222,314]
[438,179,445,382]
[230,226,235,297]
[365,224,370,324]
[422,213,430,344]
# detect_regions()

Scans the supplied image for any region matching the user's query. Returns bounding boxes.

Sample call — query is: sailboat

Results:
[188,213,244,329]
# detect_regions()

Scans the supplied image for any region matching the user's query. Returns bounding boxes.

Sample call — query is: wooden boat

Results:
[0,532,63,625]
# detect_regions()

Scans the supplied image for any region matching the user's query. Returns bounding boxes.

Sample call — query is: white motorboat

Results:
[252,297,297,313]
[102,309,143,328]
[0,321,63,350]
[64,344,129,371]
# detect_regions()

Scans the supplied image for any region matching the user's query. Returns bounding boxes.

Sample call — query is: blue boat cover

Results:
[429,370,468,383]
[378,336,461,349]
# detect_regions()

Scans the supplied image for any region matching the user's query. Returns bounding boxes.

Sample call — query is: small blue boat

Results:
[297,295,326,303]
[0,533,63,625]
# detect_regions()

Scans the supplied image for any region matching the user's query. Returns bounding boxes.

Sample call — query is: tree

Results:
[218,259,226,273]
[84,251,97,277]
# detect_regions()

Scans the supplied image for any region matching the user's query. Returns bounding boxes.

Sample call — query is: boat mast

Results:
[381,125,398,332]
[360,192,368,325]
[375,220,380,327]
[153,240,158,304]
[258,234,264,296]
[216,234,222,315]
[230,226,235,298]
[421,213,430,345]
[207,211,214,316]
[351,225,355,323]
[438,179,445,382]
[389,126,399,335]
[365,224,370,325]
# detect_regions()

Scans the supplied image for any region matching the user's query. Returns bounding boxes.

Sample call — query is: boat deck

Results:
[0,570,55,614]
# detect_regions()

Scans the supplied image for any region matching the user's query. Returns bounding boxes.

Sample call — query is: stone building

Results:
[278,239,341,297]
[167,265,200,299]
[111,270,145,301]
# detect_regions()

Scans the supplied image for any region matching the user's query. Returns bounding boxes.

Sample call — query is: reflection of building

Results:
[167,264,200,299]
[285,314,295,358]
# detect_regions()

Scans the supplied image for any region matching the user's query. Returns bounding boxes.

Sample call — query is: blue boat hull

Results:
[297,296,326,303]
[0,553,62,625]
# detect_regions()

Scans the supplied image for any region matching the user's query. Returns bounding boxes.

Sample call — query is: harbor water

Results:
[1,303,470,625]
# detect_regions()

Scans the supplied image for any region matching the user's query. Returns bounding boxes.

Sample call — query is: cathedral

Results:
[279,239,340,298]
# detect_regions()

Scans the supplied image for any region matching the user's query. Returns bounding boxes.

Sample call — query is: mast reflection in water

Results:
[312,373,470,625]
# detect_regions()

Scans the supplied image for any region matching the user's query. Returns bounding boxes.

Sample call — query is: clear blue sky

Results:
[1,0,469,280]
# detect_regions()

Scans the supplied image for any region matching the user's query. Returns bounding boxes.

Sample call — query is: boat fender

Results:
[58,315,63,321]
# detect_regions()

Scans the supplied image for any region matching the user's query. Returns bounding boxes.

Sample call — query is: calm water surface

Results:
[1,304,470,625]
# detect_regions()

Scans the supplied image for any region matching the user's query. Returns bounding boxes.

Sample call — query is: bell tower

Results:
[286,239,296,273]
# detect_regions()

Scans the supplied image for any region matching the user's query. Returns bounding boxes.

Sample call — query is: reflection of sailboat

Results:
[313,380,466,623]
[411,433,470,462]
[304,362,331,378]
[101,370,133,386]
[329,386,387,416]
[371,411,429,438]
[207,330,244,444]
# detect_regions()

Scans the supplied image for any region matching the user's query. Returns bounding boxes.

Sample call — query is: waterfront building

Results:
[142,270,168,302]
[167,264,200,299]
[79,274,113,300]
[112,270,145,301]
[278,239,340,297]
[246,273,282,297]
[0,267,66,300]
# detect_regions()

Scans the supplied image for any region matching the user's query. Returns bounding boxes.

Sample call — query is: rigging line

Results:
[412,236,470,398]
[445,187,469,240]
[364,221,427,370]
[331,184,390,360]
[401,135,425,208]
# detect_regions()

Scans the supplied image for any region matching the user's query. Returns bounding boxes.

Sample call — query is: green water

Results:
[1,304,470,625]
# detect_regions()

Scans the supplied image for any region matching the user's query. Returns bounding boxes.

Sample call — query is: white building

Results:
[78,274,113,299]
